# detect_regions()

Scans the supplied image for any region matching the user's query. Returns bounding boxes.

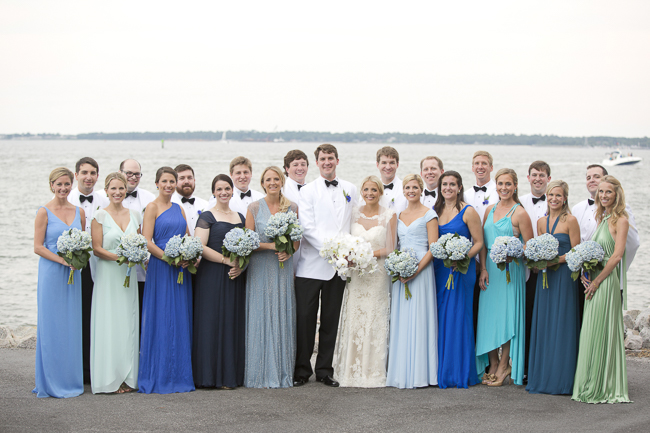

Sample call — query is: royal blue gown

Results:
[33,207,83,398]
[434,205,480,389]
[526,216,580,395]
[138,203,195,394]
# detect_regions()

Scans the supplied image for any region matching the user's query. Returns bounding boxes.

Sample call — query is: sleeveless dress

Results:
[526,216,580,395]
[192,211,246,388]
[434,205,479,389]
[386,209,438,388]
[33,207,84,398]
[90,209,141,393]
[244,199,297,388]
[476,204,526,385]
[333,206,394,387]
[572,215,630,403]
[138,203,195,394]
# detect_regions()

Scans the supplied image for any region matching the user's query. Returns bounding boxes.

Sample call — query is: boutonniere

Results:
[197,210,202,216]
[482,195,490,205]
[342,189,351,203]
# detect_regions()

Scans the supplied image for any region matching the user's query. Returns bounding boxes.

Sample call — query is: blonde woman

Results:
[244,166,299,388]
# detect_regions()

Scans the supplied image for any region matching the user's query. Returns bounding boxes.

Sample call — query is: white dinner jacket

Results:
[282,177,304,270]
[296,176,358,281]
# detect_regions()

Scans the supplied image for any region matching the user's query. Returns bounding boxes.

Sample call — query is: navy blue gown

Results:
[434,205,480,389]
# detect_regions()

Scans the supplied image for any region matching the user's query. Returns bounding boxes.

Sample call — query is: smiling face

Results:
[527,168,550,197]
[598,181,617,210]
[231,164,252,192]
[440,175,460,202]
[51,175,73,199]
[121,159,142,192]
[361,180,381,205]
[316,151,339,180]
[586,166,605,197]
[421,159,443,190]
[212,180,233,205]
[496,174,516,201]
[377,155,398,184]
[286,158,308,184]
[176,169,196,198]
[262,169,283,196]
[156,173,176,198]
[75,163,98,195]
[472,155,493,185]
[403,179,422,203]
[105,178,126,205]
[547,186,565,212]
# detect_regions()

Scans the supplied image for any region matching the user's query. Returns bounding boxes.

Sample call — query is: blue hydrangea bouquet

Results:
[264,210,303,269]
[162,234,204,284]
[524,233,560,289]
[489,236,524,284]
[430,233,473,290]
[384,248,419,300]
[56,228,93,284]
[565,240,605,281]
[221,227,261,275]
[115,233,148,288]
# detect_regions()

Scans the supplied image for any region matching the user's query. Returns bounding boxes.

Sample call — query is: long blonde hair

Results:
[545,180,570,222]
[494,168,520,204]
[260,166,292,213]
[595,175,628,225]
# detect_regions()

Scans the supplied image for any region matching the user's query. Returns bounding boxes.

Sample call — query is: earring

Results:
[156,186,159,190]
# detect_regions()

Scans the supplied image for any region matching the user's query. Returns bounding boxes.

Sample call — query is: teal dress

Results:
[476,204,526,385]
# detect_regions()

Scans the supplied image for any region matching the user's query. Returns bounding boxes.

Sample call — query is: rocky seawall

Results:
[0,325,36,349]
[624,308,650,351]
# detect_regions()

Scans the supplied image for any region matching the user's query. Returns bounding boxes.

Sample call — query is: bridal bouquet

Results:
[56,228,93,284]
[319,234,378,283]
[430,233,473,290]
[115,233,148,288]
[524,234,560,289]
[162,234,204,284]
[384,248,419,300]
[264,210,303,269]
[222,227,261,274]
[489,236,524,284]
[565,240,605,282]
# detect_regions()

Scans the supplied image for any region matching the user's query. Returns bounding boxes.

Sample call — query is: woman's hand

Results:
[585,279,600,300]
[479,269,489,290]
[229,263,242,278]
[178,260,190,269]
[277,252,290,262]
[580,272,591,288]
[450,261,458,273]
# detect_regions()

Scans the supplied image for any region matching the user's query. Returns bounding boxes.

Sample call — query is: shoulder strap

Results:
[505,203,519,218]
[550,216,560,234]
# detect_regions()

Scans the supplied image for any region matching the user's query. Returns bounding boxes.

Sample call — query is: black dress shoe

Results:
[293,377,308,387]
[317,376,339,387]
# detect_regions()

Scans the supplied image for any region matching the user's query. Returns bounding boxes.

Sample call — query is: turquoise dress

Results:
[33,207,83,398]
[90,209,141,393]
[476,204,526,385]
[386,209,438,389]
[526,216,580,395]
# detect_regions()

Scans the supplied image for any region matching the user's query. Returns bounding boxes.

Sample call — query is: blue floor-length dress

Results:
[526,216,580,394]
[33,207,84,398]
[138,203,195,394]
[386,209,438,389]
[434,205,480,389]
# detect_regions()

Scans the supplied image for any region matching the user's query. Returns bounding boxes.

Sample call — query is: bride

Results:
[333,175,397,387]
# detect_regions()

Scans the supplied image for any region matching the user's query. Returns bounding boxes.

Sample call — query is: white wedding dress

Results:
[333,206,394,387]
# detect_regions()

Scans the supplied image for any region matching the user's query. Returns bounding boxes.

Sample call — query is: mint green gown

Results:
[572,215,630,404]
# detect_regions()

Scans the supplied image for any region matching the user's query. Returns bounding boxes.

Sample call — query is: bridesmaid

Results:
[477,168,533,387]
[573,175,630,403]
[90,172,141,394]
[386,174,439,389]
[138,167,195,394]
[244,166,298,388]
[526,180,580,395]
[193,174,246,389]
[33,167,85,398]
[433,171,483,389]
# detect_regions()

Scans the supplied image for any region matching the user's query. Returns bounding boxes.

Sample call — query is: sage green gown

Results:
[572,215,629,404]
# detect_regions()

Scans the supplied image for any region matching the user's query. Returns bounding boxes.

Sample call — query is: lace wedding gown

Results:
[333,206,393,387]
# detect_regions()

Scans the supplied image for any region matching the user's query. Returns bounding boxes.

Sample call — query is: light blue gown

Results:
[33,207,83,398]
[386,209,438,389]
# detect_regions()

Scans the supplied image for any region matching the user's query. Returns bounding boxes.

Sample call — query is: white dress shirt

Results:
[464,180,498,224]
[171,192,208,236]
[521,193,548,237]
[228,187,265,217]
[421,187,439,209]
[381,177,408,214]
[282,177,304,205]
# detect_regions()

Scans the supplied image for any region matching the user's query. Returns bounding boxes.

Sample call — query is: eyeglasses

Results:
[122,171,142,179]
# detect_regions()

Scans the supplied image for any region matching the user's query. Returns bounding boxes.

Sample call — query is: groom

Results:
[294,144,357,387]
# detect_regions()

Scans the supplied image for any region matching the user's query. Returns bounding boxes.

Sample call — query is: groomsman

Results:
[294,144,357,387]
[68,157,108,384]
[375,146,407,213]
[282,149,309,204]
[171,164,207,236]
[420,156,444,209]
[520,160,551,383]
[208,156,265,214]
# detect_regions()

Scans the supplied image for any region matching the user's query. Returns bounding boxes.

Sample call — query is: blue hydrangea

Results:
[56,228,92,254]
[116,233,148,264]
[384,248,419,299]
[565,240,605,273]
[223,227,261,257]
[290,225,304,242]
[490,236,523,264]
[524,233,559,262]
[179,235,203,261]
[163,234,183,258]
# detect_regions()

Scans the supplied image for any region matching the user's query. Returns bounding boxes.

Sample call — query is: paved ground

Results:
[1,348,649,432]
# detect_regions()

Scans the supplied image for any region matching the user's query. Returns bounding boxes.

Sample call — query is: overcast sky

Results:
[1,0,648,137]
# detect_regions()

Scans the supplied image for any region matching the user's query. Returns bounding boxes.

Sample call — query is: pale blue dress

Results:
[386,209,438,389]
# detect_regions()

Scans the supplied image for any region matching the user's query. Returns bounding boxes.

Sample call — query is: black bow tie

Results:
[325,179,338,188]
[297,184,304,191]
[424,190,436,198]
[126,191,137,198]
[240,190,252,199]
[474,185,487,192]
[532,195,546,205]
[384,183,394,190]
[181,197,195,205]
[79,194,93,203]
[588,198,595,206]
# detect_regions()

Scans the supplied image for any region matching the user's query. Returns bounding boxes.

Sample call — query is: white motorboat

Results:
[602,150,642,166]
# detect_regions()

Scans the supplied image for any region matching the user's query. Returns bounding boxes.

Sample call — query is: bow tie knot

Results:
[325,179,338,188]
[473,185,487,192]
[126,191,138,198]
[424,189,436,198]
[79,194,93,203]
[588,198,595,206]
[240,190,252,200]
[532,195,546,205]
[383,183,394,190]
[181,197,195,205]
[297,184,305,191]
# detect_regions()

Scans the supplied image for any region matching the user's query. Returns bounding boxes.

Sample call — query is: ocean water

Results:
[1,140,647,326]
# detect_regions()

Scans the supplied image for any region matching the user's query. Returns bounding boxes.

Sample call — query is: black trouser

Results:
[524,272,537,376]
[473,272,481,344]
[81,266,93,384]
[577,281,585,328]
[138,281,145,339]
[294,276,346,380]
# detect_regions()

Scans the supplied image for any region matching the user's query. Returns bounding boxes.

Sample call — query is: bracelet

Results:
[221,256,225,264]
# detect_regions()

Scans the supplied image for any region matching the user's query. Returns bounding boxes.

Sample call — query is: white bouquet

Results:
[565,240,605,282]
[115,233,148,288]
[221,227,261,276]
[56,228,93,284]
[161,234,204,284]
[319,234,378,283]
[264,210,303,269]
[430,233,473,290]
[524,234,560,289]
[489,236,524,284]
[384,248,419,300]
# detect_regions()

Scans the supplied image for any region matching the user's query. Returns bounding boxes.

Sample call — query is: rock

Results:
[625,334,643,351]
[11,325,36,340]
[640,328,650,349]
[0,325,15,348]
[16,335,36,349]
[624,310,640,331]
[634,308,650,332]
